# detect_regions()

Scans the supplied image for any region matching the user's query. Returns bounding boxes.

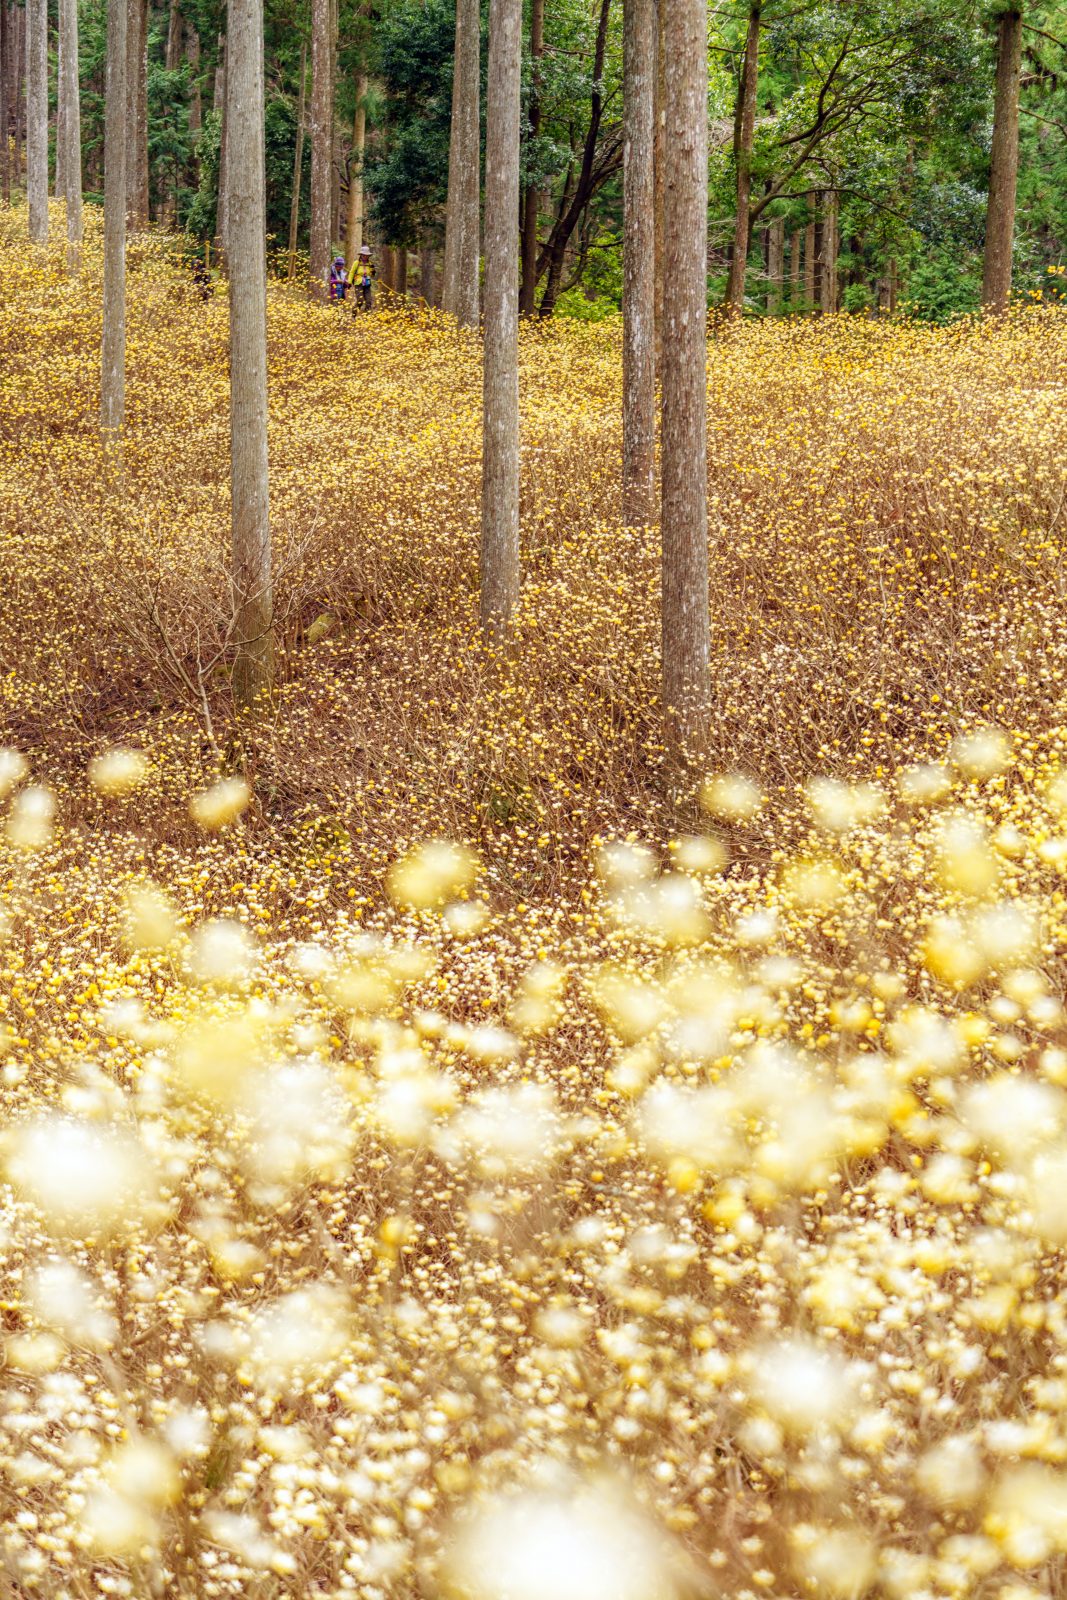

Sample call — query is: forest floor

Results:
[2,211,1067,1597]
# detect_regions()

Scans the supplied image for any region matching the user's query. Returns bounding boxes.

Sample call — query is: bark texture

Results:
[309,0,332,295]
[227,0,274,707]
[216,35,229,266]
[418,246,437,306]
[441,0,481,327]
[126,0,149,225]
[982,6,1023,314]
[288,42,307,278]
[653,0,665,369]
[101,0,127,430]
[345,71,366,270]
[767,217,784,311]
[60,0,82,269]
[724,1,761,312]
[1,0,9,205]
[25,0,47,243]
[660,0,709,755]
[480,0,522,631]
[519,0,544,315]
[622,0,656,526]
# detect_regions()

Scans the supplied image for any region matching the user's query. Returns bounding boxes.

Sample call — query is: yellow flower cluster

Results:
[2,207,1067,1597]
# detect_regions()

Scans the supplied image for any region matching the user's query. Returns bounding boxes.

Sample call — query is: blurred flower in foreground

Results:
[190,776,251,830]
[388,840,478,909]
[89,747,149,796]
[444,1479,678,1600]
[5,1117,160,1238]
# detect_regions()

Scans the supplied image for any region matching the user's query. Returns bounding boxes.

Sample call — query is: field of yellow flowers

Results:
[4,207,1067,1597]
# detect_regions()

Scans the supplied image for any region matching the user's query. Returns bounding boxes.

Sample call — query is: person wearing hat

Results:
[353,244,375,313]
[327,254,348,303]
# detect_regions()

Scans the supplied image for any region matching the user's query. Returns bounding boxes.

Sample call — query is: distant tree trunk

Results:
[441,0,481,327]
[983,5,1023,313]
[480,0,522,633]
[14,4,25,185]
[329,0,339,244]
[60,0,81,269]
[812,208,825,310]
[819,190,837,311]
[519,0,544,314]
[288,42,307,279]
[622,0,655,526]
[724,1,761,313]
[395,247,408,296]
[25,0,46,241]
[379,242,395,290]
[345,70,365,271]
[56,26,65,201]
[227,0,273,708]
[789,227,800,305]
[767,217,784,311]
[804,217,815,304]
[653,0,665,369]
[418,244,437,305]
[309,0,331,295]
[660,0,709,756]
[126,0,148,226]
[186,25,202,137]
[0,0,9,206]
[101,0,126,430]
[217,37,231,268]
[165,0,181,68]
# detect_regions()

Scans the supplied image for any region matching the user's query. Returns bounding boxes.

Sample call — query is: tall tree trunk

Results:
[26,0,46,241]
[228,0,273,707]
[480,0,522,632]
[126,0,148,225]
[329,0,339,245]
[345,70,365,271]
[288,41,307,279]
[819,190,837,311]
[725,1,761,312]
[812,208,825,310]
[789,226,800,305]
[441,0,481,327]
[309,0,331,295]
[622,0,655,526]
[983,5,1023,314]
[660,0,708,756]
[14,4,25,185]
[379,242,395,290]
[101,0,127,430]
[56,24,65,200]
[519,0,544,314]
[653,0,665,369]
[187,25,202,136]
[0,0,9,206]
[767,217,784,312]
[216,35,230,267]
[60,0,81,270]
[804,216,815,305]
[418,244,437,306]
[395,247,408,296]
[165,0,181,68]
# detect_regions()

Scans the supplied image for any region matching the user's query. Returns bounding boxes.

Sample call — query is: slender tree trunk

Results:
[60,0,81,269]
[329,0,339,245]
[56,22,65,201]
[660,0,709,756]
[804,217,815,304]
[983,5,1023,314]
[288,41,307,278]
[187,25,202,136]
[395,247,407,296]
[441,0,481,327]
[25,0,46,241]
[101,0,127,431]
[309,0,331,295]
[0,0,9,206]
[345,70,365,271]
[217,36,230,267]
[418,244,437,306]
[228,0,273,707]
[725,1,761,313]
[480,0,522,632]
[622,0,655,526]
[789,227,800,305]
[14,4,25,185]
[379,242,394,290]
[126,0,147,225]
[519,0,543,314]
[165,0,181,68]
[812,208,825,310]
[767,217,784,312]
[653,0,665,369]
[819,190,837,311]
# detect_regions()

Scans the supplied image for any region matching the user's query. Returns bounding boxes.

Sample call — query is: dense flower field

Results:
[3,211,1067,1597]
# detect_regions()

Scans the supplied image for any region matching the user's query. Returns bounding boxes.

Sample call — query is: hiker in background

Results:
[328,255,348,304]
[353,244,375,313]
